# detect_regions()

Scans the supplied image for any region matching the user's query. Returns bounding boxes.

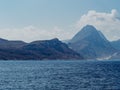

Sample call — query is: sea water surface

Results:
[0,60,120,90]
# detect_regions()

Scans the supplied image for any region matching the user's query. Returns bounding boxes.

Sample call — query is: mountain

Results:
[0,38,27,49]
[109,39,120,59]
[0,38,83,60]
[68,25,116,59]
[111,39,120,50]
[110,52,120,59]
[62,39,70,44]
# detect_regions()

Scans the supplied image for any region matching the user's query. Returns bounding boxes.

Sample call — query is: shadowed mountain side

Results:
[0,38,27,49]
[0,38,83,60]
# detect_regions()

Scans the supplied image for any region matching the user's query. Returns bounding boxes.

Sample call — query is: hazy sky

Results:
[0,0,120,42]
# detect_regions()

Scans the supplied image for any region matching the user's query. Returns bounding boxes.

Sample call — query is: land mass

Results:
[0,25,119,60]
[0,38,83,60]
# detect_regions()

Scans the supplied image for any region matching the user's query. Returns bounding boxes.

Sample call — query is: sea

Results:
[0,60,120,90]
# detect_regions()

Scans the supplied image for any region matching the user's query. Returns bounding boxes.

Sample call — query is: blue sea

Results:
[0,60,120,90]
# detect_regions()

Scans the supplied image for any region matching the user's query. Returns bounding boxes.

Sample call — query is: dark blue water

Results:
[0,60,120,90]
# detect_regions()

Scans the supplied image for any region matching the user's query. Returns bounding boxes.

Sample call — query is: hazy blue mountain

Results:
[0,38,83,60]
[68,25,116,59]
[0,38,27,48]
[109,39,120,59]
[111,39,120,50]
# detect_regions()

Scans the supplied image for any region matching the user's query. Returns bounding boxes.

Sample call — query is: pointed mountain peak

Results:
[84,24,95,28]
[81,25,97,32]
[70,25,107,43]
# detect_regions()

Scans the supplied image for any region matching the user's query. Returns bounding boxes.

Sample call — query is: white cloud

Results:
[0,9,120,42]
[0,25,73,42]
[76,9,120,41]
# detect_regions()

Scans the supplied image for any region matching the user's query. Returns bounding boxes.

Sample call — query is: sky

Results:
[0,0,120,42]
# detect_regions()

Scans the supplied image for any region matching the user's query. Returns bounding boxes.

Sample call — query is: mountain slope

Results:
[0,38,27,49]
[0,38,83,60]
[22,38,83,60]
[110,40,120,59]
[111,39,120,50]
[68,25,116,59]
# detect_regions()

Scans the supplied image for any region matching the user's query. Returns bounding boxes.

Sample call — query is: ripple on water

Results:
[0,60,119,90]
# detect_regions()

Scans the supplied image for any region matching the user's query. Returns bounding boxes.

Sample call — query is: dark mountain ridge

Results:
[0,38,27,49]
[0,38,83,60]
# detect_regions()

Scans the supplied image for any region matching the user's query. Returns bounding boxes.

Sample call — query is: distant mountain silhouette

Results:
[68,25,116,59]
[0,38,83,60]
[0,38,27,48]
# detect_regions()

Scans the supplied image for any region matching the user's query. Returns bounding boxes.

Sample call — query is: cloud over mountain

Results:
[76,9,120,41]
[0,26,73,42]
[0,10,119,42]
